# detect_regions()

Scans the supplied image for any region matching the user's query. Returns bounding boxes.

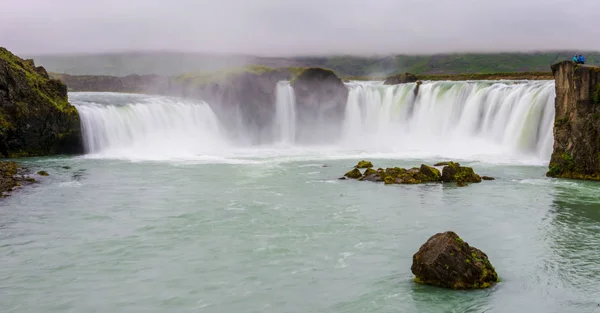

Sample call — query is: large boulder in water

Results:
[441,162,482,187]
[0,47,82,157]
[411,231,499,289]
[291,68,348,144]
[383,72,418,85]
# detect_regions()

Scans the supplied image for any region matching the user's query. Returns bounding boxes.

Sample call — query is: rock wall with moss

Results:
[547,61,600,180]
[0,47,82,157]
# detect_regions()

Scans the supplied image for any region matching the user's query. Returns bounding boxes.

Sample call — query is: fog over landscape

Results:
[3,0,600,55]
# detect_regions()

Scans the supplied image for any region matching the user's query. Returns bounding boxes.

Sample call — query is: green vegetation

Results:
[1,48,70,111]
[29,51,600,77]
[175,65,306,86]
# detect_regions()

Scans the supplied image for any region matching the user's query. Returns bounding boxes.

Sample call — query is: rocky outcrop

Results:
[383,72,418,85]
[547,61,600,180]
[441,162,482,187]
[291,68,348,143]
[0,48,82,157]
[0,161,37,197]
[411,231,499,289]
[343,160,484,187]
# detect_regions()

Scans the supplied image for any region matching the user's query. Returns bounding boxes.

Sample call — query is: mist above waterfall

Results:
[71,79,555,164]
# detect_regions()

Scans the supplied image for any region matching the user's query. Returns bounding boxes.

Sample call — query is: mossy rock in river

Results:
[441,162,481,187]
[411,231,499,289]
[355,160,373,169]
[341,161,484,187]
[419,164,442,182]
[344,168,362,179]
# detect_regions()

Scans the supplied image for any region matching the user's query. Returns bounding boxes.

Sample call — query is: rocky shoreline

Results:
[0,161,40,197]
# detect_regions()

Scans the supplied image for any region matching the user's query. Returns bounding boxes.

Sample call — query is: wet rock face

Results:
[411,231,499,289]
[0,47,82,157]
[547,61,600,180]
[291,68,348,144]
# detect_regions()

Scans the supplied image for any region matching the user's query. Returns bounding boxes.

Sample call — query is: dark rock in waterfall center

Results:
[0,47,82,157]
[383,72,418,85]
[291,68,348,143]
[482,176,495,181]
[0,161,38,197]
[342,160,484,187]
[411,231,499,289]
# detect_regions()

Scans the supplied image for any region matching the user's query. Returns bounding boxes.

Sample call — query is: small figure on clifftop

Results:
[574,54,586,64]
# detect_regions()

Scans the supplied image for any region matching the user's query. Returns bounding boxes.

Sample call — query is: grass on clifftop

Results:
[175,65,306,85]
[0,47,70,111]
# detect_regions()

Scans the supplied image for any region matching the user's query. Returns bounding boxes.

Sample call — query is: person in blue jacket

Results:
[573,55,579,63]
[578,55,586,64]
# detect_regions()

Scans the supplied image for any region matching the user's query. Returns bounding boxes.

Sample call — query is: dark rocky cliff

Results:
[547,61,600,180]
[0,48,82,157]
[291,68,348,143]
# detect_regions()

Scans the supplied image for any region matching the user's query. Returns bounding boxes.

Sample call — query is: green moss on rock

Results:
[0,47,82,157]
[412,231,499,290]
[344,168,362,179]
[441,162,482,186]
[355,160,373,168]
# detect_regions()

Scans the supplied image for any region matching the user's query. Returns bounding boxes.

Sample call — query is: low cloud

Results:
[2,0,598,56]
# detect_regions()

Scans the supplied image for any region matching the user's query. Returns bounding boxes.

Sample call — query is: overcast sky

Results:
[2,0,599,56]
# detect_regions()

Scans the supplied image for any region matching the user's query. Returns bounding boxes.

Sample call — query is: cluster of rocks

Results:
[341,160,492,187]
[0,161,47,197]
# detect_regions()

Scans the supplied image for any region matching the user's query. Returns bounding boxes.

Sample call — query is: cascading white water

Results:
[72,92,227,160]
[273,81,296,144]
[72,80,556,164]
[341,80,556,162]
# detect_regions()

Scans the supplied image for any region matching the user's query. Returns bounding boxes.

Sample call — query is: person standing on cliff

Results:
[573,55,579,63]
[578,55,586,64]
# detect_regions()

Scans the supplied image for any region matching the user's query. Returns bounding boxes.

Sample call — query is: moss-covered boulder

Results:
[411,231,499,289]
[344,168,362,179]
[0,161,37,197]
[383,73,418,85]
[0,47,82,157]
[355,160,373,168]
[419,164,442,182]
[441,162,482,187]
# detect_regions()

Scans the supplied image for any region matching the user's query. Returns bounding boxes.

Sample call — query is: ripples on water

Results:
[1,157,599,313]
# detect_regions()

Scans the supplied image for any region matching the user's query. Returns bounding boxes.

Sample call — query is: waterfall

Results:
[341,80,556,161]
[71,92,226,159]
[71,80,556,164]
[273,81,296,144]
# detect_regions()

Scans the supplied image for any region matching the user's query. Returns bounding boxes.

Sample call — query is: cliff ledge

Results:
[0,47,82,157]
[547,61,600,180]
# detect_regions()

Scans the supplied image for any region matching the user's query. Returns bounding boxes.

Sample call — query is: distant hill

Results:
[29,51,600,77]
